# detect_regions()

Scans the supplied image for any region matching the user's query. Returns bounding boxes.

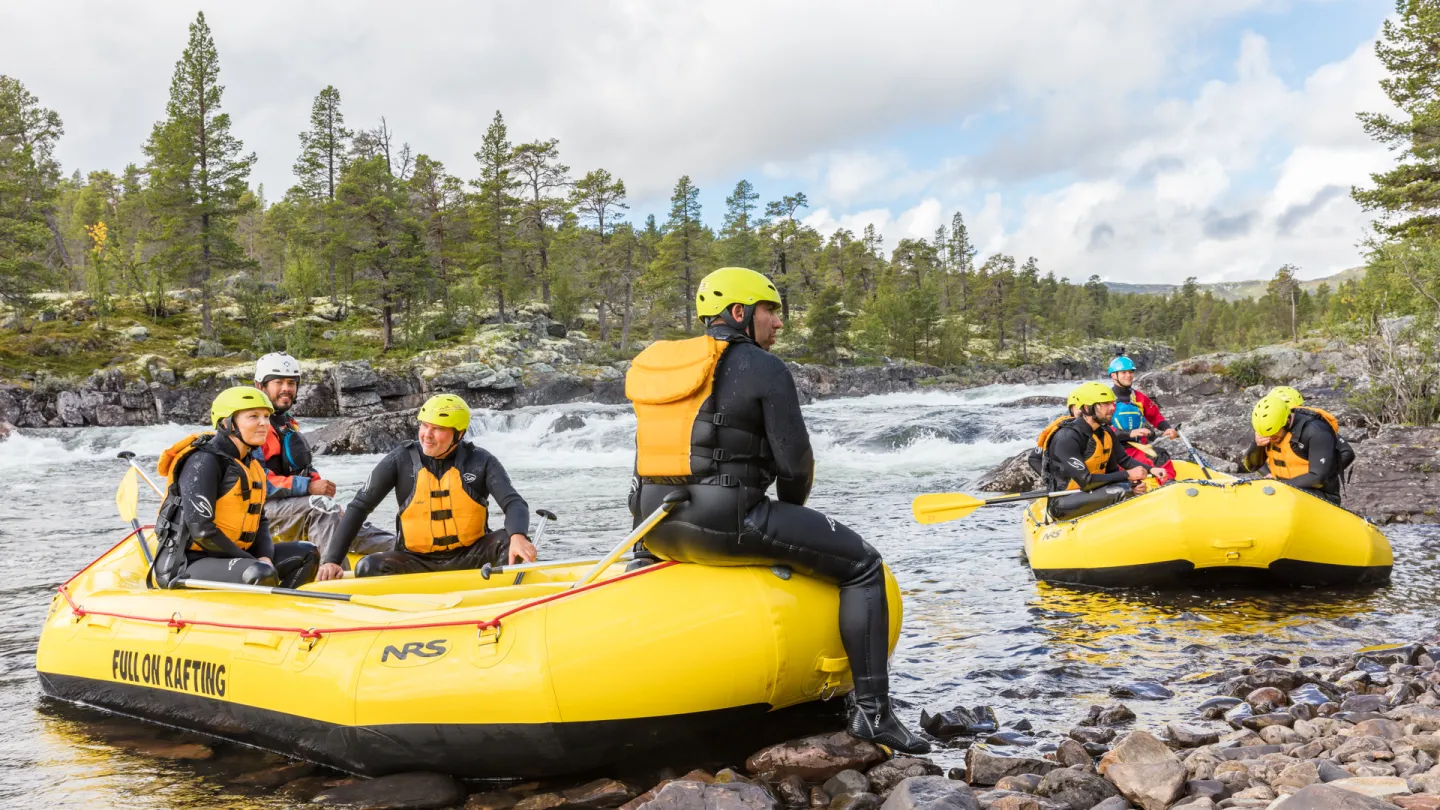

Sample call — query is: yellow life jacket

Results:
[1266,407,1340,482]
[397,446,489,554]
[1038,417,1113,491]
[627,336,729,478]
[157,433,266,552]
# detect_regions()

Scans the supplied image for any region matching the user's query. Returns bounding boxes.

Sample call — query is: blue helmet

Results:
[1107,354,1136,374]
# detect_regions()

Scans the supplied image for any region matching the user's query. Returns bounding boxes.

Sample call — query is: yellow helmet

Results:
[1251,394,1291,437]
[211,386,274,428]
[695,267,781,318]
[1067,381,1117,409]
[1269,386,1304,407]
[418,394,471,432]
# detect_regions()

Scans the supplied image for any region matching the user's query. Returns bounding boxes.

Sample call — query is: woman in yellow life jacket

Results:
[624,267,929,755]
[318,394,535,580]
[151,387,320,589]
[1038,382,1151,520]
[1242,393,1347,505]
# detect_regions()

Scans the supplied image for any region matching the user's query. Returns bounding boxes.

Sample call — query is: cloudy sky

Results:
[2,0,1398,284]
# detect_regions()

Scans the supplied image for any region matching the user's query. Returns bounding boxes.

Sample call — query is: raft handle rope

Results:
[55,554,678,642]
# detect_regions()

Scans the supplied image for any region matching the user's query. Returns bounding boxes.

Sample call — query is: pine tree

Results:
[409,154,467,313]
[720,179,761,270]
[336,155,425,350]
[472,111,519,321]
[1354,0,1440,237]
[663,175,704,331]
[142,11,257,337]
[948,211,977,314]
[293,85,350,301]
[571,169,628,339]
[761,192,808,320]
[511,138,570,303]
[0,75,65,314]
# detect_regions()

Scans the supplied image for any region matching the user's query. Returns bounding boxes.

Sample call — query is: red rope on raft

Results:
[55,560,678,640]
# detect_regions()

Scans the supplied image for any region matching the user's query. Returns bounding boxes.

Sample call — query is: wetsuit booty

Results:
[846,693,931,755]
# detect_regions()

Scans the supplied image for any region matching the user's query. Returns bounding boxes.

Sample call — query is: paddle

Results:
[912,489,1072,525]
[481,508,558,580]
[1126,441,1158,458]
[117,450,164,497]
[113,467,456,612]
[571,489,689,589]
[1176,431,1214,480]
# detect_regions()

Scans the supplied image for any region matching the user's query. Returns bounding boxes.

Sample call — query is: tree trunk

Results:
[382,303,393,351]
[620,276,634,351]
[597,300,609,342]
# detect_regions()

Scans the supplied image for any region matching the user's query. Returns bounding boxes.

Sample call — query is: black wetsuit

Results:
[1241,410,1344,505]
[630,322,893,701]
[1043,417,1146,520]
[332,440,530,576]
[154,433,318,589]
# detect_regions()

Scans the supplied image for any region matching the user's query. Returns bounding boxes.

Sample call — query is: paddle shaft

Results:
[1177,432,1214,480]
[178,578,354,602]
[571,490,688,589]
[986,489,1073,505]
[482,553,632,580]
[117,451,164,497]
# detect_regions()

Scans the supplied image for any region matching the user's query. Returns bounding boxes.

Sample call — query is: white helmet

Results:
[255,352,302,384]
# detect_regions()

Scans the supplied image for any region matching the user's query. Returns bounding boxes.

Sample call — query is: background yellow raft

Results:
[36,537,902,777]
[1023,460,1392,588]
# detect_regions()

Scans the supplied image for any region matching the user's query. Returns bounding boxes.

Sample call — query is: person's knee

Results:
[242,561,279,586]
[840,541,884,588]
[354,554,386,578]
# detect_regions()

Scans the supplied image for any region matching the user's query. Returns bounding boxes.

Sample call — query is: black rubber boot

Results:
[846,693,931,754]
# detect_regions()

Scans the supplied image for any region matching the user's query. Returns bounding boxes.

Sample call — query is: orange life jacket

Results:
[1266,407,1340,482]
[157,433,266,552]
[1038,416,1113,491]
[626,335,770,487]
[397,446,489,554]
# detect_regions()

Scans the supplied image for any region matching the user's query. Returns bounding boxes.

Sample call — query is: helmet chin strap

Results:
[219,417,263,450]
[719,304,757,341]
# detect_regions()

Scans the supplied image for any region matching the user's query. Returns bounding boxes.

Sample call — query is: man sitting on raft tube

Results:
[624,266,930,755]
[1241,389,1353,506]
[151,387,321,589]
[1037,382,1157,520]
[317,394,537,580]
[1106,351,1177,483]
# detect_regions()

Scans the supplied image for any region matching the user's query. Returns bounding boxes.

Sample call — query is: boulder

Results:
[746,732,887,782]
[1327,776,1410,801]
[830,795,881,810]
[867,760,946,795]
[312,772,467,809]
[1277,784,1397,809]
[124,325,149,341]
[824,771,872,799]
[309,408,419,455]
[1108,682,1174,701]
[964,748,1058,786]
[1342,427,1440,524]
[1055,740,1090,769]
[1033,769,1119,810]
[992,776,1040,794]
[878,777,977,810]
[1167,724,1221,748]
[974,450,1040,494]
[639,781,778,810]
[1102,732,1186,810]
[1350,719,1406,740]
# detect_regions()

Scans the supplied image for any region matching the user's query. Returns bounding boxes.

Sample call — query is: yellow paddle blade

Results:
[1127,442,1158,458]
[348,592,462,612]
[115,467,140,525]
[911,492,986,525]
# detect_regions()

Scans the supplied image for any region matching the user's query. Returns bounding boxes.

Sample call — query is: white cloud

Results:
[2,0,1268,202]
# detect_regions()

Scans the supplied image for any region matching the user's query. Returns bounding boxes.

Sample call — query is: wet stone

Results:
[776,776,808,808]
[964,748,1058,787]
[1218,744,1287,761]
[280,776,332,800]
[1081,704,1135,728]
[1004,720,1033,732]
[467,791,521,810]
[562,778,637,809]
[1287,684,1332,708]
[992,776,1040,794]
[1184,780,1228,801]
[879,776,978,810]
[1316,760,1351,783]
[516,794,568,810]
[831,794,881,810]
[922,707,981,740]
[971,707,1000,734]
[1259,724,1300,745]
[1394,797,1440,810]
[1197,697,1243,720]
[1055,740,1090,769]
[1067,727,1115,745]
[641,781,779,810]
[1089,800,1130,810]
[1288,703,1316,722]
[1109,682,1174,701]
[867,759,944,795]
[230,761,316,788]
[313,772,467,809]
[1167,724,1221,748]
[812,788,831,809]
[747,732,888,782]
[1034,768,1119,810]
[985,732,1035,747]
[1278,784,1397,810]
[824,771,872,799]
[1245,687,1287,713]
[1222,703,1253,729]
[1239,712,1294,731]
[117,739,214,760]
[1341,695,1388,714]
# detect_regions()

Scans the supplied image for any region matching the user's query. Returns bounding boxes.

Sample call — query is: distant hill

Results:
[1104,267,1364,302]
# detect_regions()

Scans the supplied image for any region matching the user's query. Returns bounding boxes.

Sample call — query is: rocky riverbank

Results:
[58,637,1440,810]
[971,340,1440,524]
[0,314,1173,431]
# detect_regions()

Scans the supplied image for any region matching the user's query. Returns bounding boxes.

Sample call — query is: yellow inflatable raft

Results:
[1022,461,1392,588]
[36,533,902,777]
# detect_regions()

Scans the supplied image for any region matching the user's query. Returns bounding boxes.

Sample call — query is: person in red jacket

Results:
[1107,352,1177,482]
[252,352,395,567]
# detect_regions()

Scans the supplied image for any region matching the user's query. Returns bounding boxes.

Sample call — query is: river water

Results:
[2,385,1437,807]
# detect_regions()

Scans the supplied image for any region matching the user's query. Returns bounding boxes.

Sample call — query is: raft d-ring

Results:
[477,624,501,645]
[298,629,320,651]
[819,681,840,701]
[167,613,186,633]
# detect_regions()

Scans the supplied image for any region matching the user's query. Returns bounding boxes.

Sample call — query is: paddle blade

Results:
[1127,442,1158,458]
[115,467,140,525]
[350,592,462,612]
[911,492,985,525]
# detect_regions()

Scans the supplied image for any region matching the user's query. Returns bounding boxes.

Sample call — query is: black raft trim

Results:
[1033,559,1391,589]
[36,671,841,778]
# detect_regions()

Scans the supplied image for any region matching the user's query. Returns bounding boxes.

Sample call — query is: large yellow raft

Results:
[1022,461,1392,588]
[36,533,901,777]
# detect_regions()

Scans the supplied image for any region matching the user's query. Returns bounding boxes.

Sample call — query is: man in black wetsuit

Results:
[624,266,929,754]
[319,394,536,579]
[1039,382,1151,520]
[1241,393,1346,505]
